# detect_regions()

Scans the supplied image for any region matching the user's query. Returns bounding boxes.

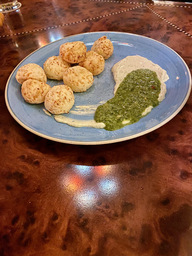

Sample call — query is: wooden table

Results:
[0,1,192,255]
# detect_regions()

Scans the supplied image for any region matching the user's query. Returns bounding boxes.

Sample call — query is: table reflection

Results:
[62,165,119,209]
[37,30,63,48]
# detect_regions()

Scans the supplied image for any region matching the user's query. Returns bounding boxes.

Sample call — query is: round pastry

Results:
[43,56,70,80]
[79,51,105,76]
[91,36,113,60]
[21,79,51,104]
[16,63,47,84]
[44,85,75,114]
[59,41,87,64]
[63,66,94,92]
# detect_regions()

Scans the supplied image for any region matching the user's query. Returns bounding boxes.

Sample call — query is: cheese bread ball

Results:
[59,41,87,64]
[16,63,47,84]
[79,51,105,76]
[21,79,51,104]
[91,36,113,60]
[43,56,70,80]
[44,85,74,115]
[63,66,94,93]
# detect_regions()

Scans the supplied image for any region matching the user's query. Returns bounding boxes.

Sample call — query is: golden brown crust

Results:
[79,51,105,76]
[16,63,47,84]
[44,85,75,114]
[59,41,87,64]
[21,79,51,104]
[91,36,113,60]
[63,66,94,92]
[43,56,70,80]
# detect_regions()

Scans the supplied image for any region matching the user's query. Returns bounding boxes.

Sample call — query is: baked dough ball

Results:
[44,85,74,114]
[79,51,105,76]
[43,56,70,80]
[59,41,87,64]
[91,36,113,60]
[21,79,51,104]
[16,63,47,84]
[63,66,94,92]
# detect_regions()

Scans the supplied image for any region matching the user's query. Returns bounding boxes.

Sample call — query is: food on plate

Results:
[53,55,169,131]
[21,79,51,104]
[91,36,113,60]
[59,41,87,64]
[79,50,105,76]
[16,37,169,133]
[63,66,94,92]
[94,55,169,130]
[54,115,105,129]
[43,56,70,80]
[44,85,74,115]
[16,63,47,84]
[112,55,169,95]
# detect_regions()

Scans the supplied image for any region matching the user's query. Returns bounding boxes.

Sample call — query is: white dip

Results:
[54,115,105,129]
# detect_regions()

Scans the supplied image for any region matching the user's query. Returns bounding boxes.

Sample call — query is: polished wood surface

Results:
[0,1,192,255]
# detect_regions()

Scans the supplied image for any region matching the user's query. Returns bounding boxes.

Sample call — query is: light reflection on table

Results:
[61,165,119,209]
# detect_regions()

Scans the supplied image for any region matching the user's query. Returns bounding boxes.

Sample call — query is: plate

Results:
[5,32,191,145]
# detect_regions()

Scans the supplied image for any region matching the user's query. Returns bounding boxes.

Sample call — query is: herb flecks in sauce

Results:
[94,69,161,131]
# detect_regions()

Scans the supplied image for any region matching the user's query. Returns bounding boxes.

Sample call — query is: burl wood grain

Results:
[0,0,192,255]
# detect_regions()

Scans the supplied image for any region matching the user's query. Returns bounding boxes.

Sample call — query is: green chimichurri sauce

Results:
[94,69,161,131]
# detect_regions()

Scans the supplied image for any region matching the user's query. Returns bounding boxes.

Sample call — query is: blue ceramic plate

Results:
[5,32,191,145]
